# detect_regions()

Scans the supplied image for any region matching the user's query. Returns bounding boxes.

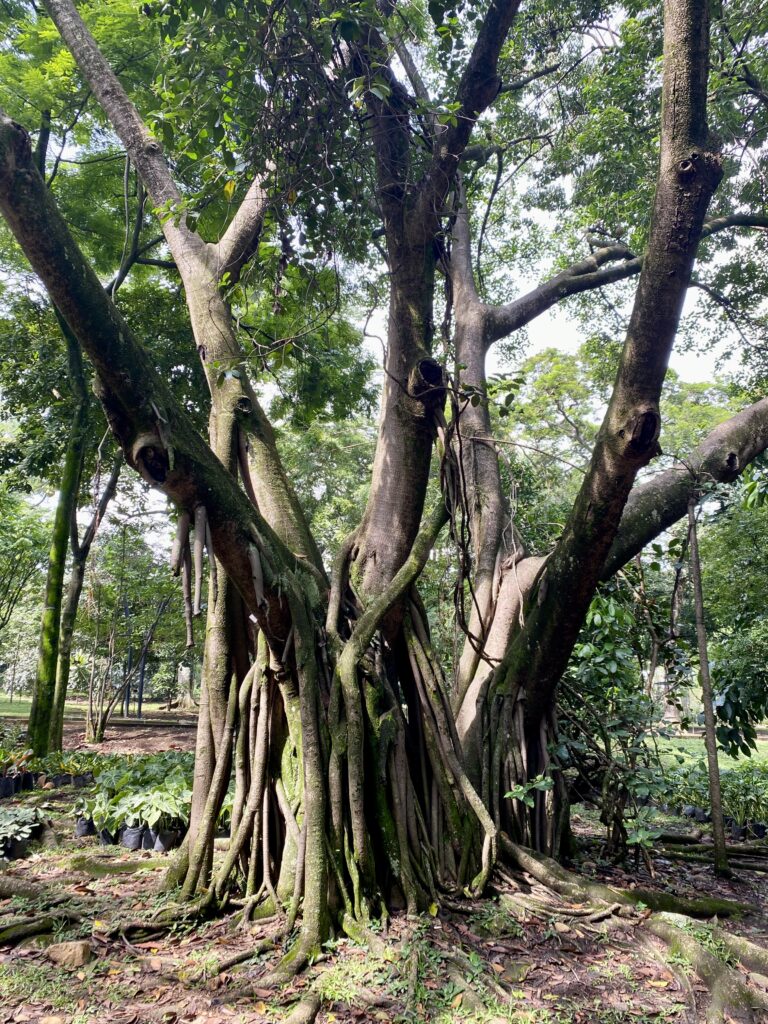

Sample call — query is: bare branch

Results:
[483,212,768,349]
[498,63,562,94]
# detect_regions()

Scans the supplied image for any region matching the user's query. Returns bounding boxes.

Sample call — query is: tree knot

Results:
[131,431,169,484]
[677,153,699,182]
[407,358,446,407]
[722,451,739,479]
[619,408,661,459]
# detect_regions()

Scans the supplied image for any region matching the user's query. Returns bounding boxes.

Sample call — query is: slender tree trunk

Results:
[50,454,121,751]
[688,497,730,876]
[28,328,88,756]
[136,650,146,718]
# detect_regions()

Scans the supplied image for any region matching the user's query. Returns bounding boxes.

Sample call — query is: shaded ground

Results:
[1,762,767,1021]
[57,719,196,755]
[0,716,196,755]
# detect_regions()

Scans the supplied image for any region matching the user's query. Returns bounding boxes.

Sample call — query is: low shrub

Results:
[73,751,194,836]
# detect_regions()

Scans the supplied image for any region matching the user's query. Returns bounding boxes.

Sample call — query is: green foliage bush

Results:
[662,758,768,828]
[73,751,194,834]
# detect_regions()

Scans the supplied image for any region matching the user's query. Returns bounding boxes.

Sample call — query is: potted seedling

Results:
[72,795,97,837]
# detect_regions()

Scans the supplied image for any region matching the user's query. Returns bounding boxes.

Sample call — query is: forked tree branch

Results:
[44,0,269,283]
[416,0,522,225]
[477,212,768,350]
[498,0,724,728]
[214,175,269,283]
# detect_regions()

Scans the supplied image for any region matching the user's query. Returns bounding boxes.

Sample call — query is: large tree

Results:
[1,0,768,969]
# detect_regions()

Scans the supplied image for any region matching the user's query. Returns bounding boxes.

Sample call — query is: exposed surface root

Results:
[647,914,768,1023]
[500,835,768,1022]
[285,989,321,1024]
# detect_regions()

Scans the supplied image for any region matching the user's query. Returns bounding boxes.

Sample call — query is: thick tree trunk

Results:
[457,0,722,850]
[5,0,767,964]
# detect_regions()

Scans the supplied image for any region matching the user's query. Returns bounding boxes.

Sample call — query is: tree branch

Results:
[483,212,768,349]
[415,0,522,227]
[0,112,294,648]
[498,63,561,94]
[602,398,768,578]
[498,0,723,729]
[43,0,203,260]
[213,175,269,284]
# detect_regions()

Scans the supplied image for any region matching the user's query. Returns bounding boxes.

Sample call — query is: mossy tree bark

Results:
[28,325,89,757]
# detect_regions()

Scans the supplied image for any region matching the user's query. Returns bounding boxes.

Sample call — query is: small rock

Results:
[750,972,768,991]
[40,1017,66,1024]
[554,921,571,934]
[47,939,92,967]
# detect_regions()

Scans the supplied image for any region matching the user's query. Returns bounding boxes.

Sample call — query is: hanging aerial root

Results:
[182,670,241,900]
[205,516,218,604]
[406,610,497,895]
[181,540,194,648]
[193,504,206,615]
[248,544,266,607]
[170,510,191,576]
[237,426,259,509]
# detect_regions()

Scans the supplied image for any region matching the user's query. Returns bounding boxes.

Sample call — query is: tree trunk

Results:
[50,454,121,751]
[136,648,146,719]
[688,497,730,876]
[28,328,88,756]
[4,0,763,964]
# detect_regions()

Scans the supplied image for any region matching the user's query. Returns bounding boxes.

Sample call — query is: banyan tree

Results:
[2,0,768,971]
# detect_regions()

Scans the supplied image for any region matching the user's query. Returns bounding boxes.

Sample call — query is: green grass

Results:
[0,695,188,720]
[655,734,768,771]
[0,696,89,719]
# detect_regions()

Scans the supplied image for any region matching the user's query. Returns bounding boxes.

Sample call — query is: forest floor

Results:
[1,750,768,1022]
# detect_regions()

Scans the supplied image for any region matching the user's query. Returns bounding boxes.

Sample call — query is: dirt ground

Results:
[58,719,196,755]
[1,738,768,1022]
